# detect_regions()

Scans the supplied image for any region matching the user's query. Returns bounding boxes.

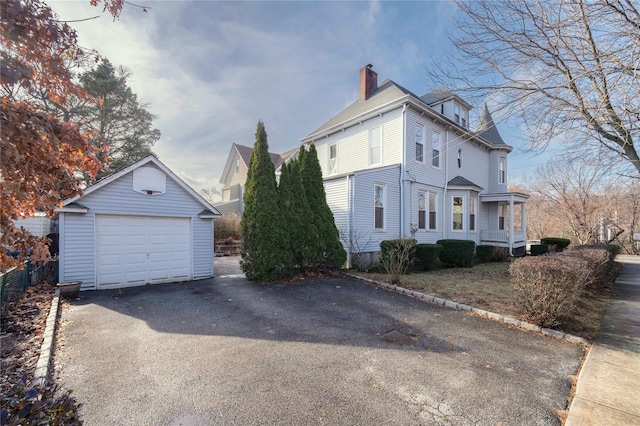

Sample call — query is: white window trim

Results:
[499,157,506,184]
[415,124,425,164]
[469,196,476,233]
[328,142,338,175]
[432,131,441,169]
[451,195,464,232]
[374,183,386,231]
[417,190,438,232]
[369,127,382,166]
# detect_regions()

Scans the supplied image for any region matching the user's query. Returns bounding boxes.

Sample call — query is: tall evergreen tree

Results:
[240,121,283,281]
[300,144,346,269]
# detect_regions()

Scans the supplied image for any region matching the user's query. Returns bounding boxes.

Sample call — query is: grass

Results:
[354,260,616,341]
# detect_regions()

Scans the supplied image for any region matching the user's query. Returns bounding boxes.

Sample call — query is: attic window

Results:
[133,167,166,196]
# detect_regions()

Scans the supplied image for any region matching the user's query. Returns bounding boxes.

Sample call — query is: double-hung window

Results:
[452,196,463,230]
[415,125,424,163]
[369,127,381,166]
[374,184,385,230]
[469,196,476,231]
[432,132,440,168]
[454,104,461,124]
[328,143,337,175]
[499,203,506,230]
[418,192,426,229]
[499,157,506,184]
[418,191,438,230]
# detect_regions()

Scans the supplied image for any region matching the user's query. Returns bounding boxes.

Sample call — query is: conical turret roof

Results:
[476,104,506,145]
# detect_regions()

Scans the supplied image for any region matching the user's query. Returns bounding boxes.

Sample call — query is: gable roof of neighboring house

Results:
[302,71,510,153]
[58,155,221,216]
[220,143,291,184]
[476,104,507,146]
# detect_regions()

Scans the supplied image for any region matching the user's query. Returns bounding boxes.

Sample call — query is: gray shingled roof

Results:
[306,79,416,137]
[234,143,284,169]
[419,88,456,106]
[448,176,483,190]
[476,104,506,146]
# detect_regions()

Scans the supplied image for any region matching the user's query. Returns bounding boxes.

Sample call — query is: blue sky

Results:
[50,0,545,192]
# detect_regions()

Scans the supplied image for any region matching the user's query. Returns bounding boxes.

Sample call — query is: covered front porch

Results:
[479,192,530,255]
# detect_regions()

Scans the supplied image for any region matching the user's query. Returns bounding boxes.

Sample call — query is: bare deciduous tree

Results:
[435,0,640,177]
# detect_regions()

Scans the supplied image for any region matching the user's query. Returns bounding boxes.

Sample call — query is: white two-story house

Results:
[301,65,529,267]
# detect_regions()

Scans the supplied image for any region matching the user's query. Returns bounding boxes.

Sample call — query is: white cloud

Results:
[48,1,485,190]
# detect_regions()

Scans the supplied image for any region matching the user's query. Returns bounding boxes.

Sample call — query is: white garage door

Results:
[96,215,191,289]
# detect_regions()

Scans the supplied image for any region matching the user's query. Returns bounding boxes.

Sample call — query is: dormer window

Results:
[454,104,460,124]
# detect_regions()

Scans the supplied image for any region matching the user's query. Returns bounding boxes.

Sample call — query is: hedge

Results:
[436,239,475,267]
[415,244,442,270]
[475,245,495,263]
[540,237,571,252]
[510,255,590,327]
[530,244,549,256]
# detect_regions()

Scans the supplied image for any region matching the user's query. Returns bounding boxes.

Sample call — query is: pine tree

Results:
[300,144,346,269]
[240,121,283,281]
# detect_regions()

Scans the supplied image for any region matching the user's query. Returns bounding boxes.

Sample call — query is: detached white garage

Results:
[57,155,221,290]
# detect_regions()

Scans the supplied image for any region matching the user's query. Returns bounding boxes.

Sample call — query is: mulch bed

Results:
[1,281,55,396]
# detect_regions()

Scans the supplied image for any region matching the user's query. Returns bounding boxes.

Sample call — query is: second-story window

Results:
[369,127,381,166]
[432,132,440,168]
[415,125,424,162]
[499,157,506,184]
[328,143,337,175]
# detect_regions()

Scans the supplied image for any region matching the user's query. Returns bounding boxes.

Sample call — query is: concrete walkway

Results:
[566,255,640,425]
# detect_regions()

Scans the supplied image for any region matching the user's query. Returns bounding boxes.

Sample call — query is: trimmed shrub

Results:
[568,244,617,283]
[476,245,495,263]
[530,244,549,256]
[380,239,417,283]
[436,239,476,267]
[510,255,590,327]
[415,244,442,270]
[540,237,571,252]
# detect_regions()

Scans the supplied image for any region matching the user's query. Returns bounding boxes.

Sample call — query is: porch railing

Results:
[480,230,526,244]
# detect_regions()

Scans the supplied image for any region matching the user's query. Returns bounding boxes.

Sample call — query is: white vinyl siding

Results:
[193,218,214,278]
[59,212,95,291]
[325,177,349,239]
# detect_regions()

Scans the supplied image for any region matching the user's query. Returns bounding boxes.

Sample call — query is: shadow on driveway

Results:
[56,274,584,426]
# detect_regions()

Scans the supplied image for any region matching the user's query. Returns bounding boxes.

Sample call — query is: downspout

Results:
[400,103,408,238]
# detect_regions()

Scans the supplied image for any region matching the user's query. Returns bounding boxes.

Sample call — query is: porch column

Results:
[521,201,527,241]
[509,195,514,256]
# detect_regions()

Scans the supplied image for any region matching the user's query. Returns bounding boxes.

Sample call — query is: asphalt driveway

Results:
[55,262,583,425]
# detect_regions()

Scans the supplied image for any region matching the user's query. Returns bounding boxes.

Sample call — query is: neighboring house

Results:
[56,155,221,291]
[15,212,53,238]
[301,64,529,267]
[215,143,297,215]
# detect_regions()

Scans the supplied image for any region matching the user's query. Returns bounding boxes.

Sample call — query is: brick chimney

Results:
[360,64,377,101]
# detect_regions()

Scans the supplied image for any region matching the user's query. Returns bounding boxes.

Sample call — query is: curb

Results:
[346,273,591,347]
[33,288,60,387]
